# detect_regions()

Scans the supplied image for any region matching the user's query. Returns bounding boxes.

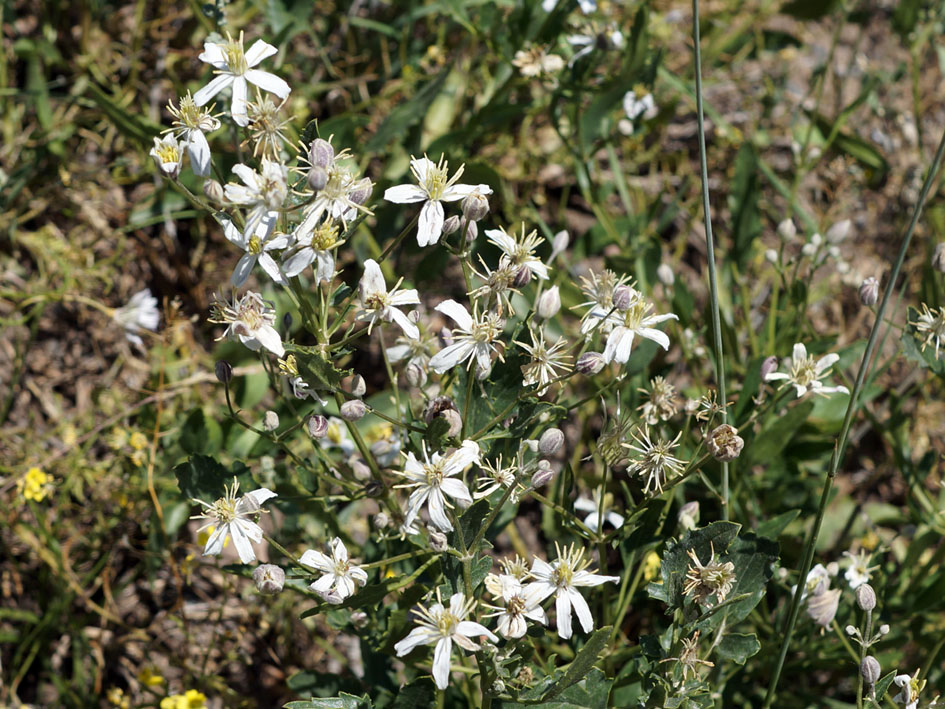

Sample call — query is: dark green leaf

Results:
[284,693,371,709]
[714,633,761,665]
[728,143,762,268]
[173,455,251,501]
[179,408,223,456]
[742,400,814,468]
[541,627,612,701]
[755,509,800,540]
[366,69,451,153]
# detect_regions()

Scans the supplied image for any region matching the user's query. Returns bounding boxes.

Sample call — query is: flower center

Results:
[792,357,817,387]
[156,143,180,164]
[423,164,451,201]
[247,235,263,255]
[322,166,353,201]
[223,37,249,74]
[621,296,649,329]
[333,559,350,576]
[507,595,526,615]
[311,222,340,250]
[471,314,502,344]
[424,462,444,488]
[436,610,459,637]
[210,496,237,523]
[552,561,574,587]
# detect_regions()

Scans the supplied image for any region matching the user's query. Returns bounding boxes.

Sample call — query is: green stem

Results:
[763,112,945,709]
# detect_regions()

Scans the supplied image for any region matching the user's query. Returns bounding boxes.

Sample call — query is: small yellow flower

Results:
[643,550,662,582]
[129,431,149,451]
[107,687,130,708]
[160,689,207,709]
[138,667,165,686]
[196,526,227,549]
[108,428,129,450]
[17,467,52,502]
[365,422,394,445]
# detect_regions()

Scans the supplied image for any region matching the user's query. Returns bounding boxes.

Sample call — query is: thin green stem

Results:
[764,115,945,709]
[692,0,729,519]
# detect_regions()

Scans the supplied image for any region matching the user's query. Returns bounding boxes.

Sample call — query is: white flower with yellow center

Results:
[193,31,291,127]
[765,343,849,398]
[843,550,876,589]
[384,155,491,247]
[192,478,277,564]
[528,543,619,639]
[165,92,220,176]
[283,219,343,283]
[296,143,373,231]
[592,286,677,364]
[484,575,548,639]
[224,159,288,236]
[299,537,368,603]
[209,291,284,357]
[485,224,549,281]
[394,591,497,690]
[356,259,421,340]
[394,440,479,532]
[911,303,945,359]
[149,134,182,178]
[429,299,505,374]
[223,212,288,287]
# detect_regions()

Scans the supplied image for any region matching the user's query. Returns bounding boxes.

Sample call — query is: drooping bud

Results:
[859,277,879,306]
[350,375,366,398]
[678,501,700,531]
[214,360,233,384]
[348,177,373,206]
[307,165,328,191]
[549,230,569,261]
[613,285,633,311]
[309,138,335,168]
[576,352,605,375]
[760,355,779,381]
[656,263,675,286]
[514,266,532,288]
[340,400,367,421]
[933,243,945,274]
[860,656,881,686]
[538,428,565,455]
[442,215,461,235]
[263,410,280,432]
[253,564,285,595]
[855,583,877,612]
[307,415,328,438]
[707,424,744,462]
[282,312,293,333]
[765,248,778,264]
[429,529,449,552]
[203,179,225,203]
[536,286,561,319]
[462,190,490,221]
[777,219,797,241]
[531,464,555,488]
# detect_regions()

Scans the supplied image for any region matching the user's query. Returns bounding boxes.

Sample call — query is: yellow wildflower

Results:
[643,550,662,582]
[17,467,52,502]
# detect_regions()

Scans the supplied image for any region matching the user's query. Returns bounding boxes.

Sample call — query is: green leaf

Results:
[502,668,613,709]
[173,455,251,501]
[289,344,351,394]
[742,400,814,468]
[755,509,800,540]
[284,693,371,709]
[390,679,436,708]
[541,627,612,701]
[179,408,223,456]
[714,633,761,664]
[366,68,451,153]
[728,143,762,268]
[873,670,897,703]
[893,0,922,37]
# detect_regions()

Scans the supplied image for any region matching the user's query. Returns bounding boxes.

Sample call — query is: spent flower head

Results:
[624,426,684,495]
[429,299,505,374]
[911,304,945,359]
[683,542,736,607]
[165,92,220,176]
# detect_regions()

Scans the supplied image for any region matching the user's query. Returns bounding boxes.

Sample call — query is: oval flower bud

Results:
[859,277,879,307]
[307,165,328,191]
[576,352,606,375]
[340,400,367,421]
[855,583,877,611]
[214,360,233,384]
[536,286,561,320]
[348,177,373,206]
[933,243,945,274]
[538,427,565,455]
[203,179,225,203]
[707,424,744,462]
[309,138,335,168]
[263,410,280,432]
[253,564,285,595]
[777,219,797,241]
[613,285,633,311]
[307,414,328,438]
[656,263,675,286]
[860,656,881,686]
[462,190,490,221]
[441,215,461,235]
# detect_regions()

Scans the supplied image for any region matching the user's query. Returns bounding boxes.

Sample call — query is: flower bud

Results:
[307,165,328,191]
[765,248,778,264]
[340,400,367,421]
[855,583,877,612]
[531,464,555,488]
[656,263,675,286]
[309,138,335,168]
[476,361,493,381]
[513,266,532,288]
[826,219,851,243]
[777,219,797,241]
[405,362,427,388]
[282,312,293,333]
[350,374,366,398]
[442,215,461,235]
[613,285,633,310]
[214,360,233,384]
[576,352,605,375]
[878,623,889,635]
[429,529,449,552]
[538,428,565,456]
[678,501,700,531]
[374,512,390,529]
[352,461,372,481]
[933,243,945,274]
[859,277,879,307]
[760,355,778,381]
[464,219,479,243]
[549,230,569,261]
[307,415,328,438]
[253,564,285,595]
[263,410,280,432]
[348,177,373,206]
[462,190,490,221]
[439,409,463,438]
[860,656,881,686]
[536,286,561,319]
[707,424,744,462]
[203,179,224,203]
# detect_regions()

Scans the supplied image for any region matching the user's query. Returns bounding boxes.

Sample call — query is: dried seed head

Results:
[576,351,605,375]
[860,656,881,686]
[707,424,744,462]
[859,277,879,307]
[253,564,285,595]
[538,428,565,456]
[855,583,877,611]
[307,415,328,438]
[340,400,367,421]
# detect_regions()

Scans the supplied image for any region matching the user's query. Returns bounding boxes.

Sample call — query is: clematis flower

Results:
[429,300,504,374]
[224,160,288,236]
[113,289,160,346]
[383,155,491,247]
[484,575,548,639]
[485,223,549,281]
[843,550,876,590]
[356,259,421,339]
[209,291,284,356]
[149,134,182,179]
[192,478,277,564]
[223,212,288,287]
[528,543,619,639]
[394,440,479,532]
[764,343,850,398]
[300,537,368,603]
[394,591,497,690]
[283,219,343,283]
[574,492,625,532]
[193,32,290,127]
[165,92,220,176]
[590,285,678,364]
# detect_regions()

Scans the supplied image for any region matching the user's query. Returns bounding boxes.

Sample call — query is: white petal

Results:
[429,341,475,373]
[258,253,286,284]
[330,537,348,561]
[792,342,807,363]
[231,77,249,126]
[456,621,498,643]
[245,40,278,67]
[395,626,437,656]
[360,259,387,299]
[390,288,421,306]
[444,440,480,474]
[252,324,285,357]
[432,637,452,690]
[230,526,256,564]
[231,253,256,287]
[203,525,228,556]
[314,251,335,284]
[222,218,245,247]
[555,591,573,639]
[572,570,620,587]
[815,353,840,372]
[604,327,634,364]
[440,478,472,506]
[435,299,473,331]
[388,307,420,340]
[637,327,670,351]
[569,588,594,633]
[383,184,428,204]
[485,229,516,254]
[245,69,291,99]
[440,183,478,201]
[350,567,368,585]
[193,73,234,106]
[765,372,789,382]
[198,42,227,68]
[427,489,453,531]
[417,200,444,247]
[310,573,335,594]
[299,549,333,572]
[186,130,212,176]
[410,157,437,184]
[233,517,264,543]
[283,248,316,277]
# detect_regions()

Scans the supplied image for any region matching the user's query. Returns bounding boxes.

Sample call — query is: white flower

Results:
[593,286,678,364]
[113,289,160,345]
[515,327,571,395]
[567,25,624,66]
[223,212,288,287]
[394,441,479,532]
[209,291,284,357]
[149,134,182,178]
[790,563,832,602]
[295,142,372,232]
[528,543,619,639]
[193,32,291,127]
[911,304,945,359]
[474,455,522,500]
[485,224,549,281]
[843,550,875,589]
[283,220,343,282]
[893,669,930,709]
[429,300,504,374]
[192,478,277,564]
[623,90,657,122]
[574,492,625,532]
[765,343,850,398]
[166,92,220,176]
[484,576,548,639]
[394,591,498,690]
[355,259,421,339]
[224,160,288,236]
[383,155,490,247]
[299,537,368,603]
[576,269,630,335]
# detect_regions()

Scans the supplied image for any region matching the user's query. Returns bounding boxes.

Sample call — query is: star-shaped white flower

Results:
[528,543,619,639]
[224,160,288,236]
[193,32,291,127]
[429,300,504,374]
[223,212,288,287]
[484,575,547,639]
[210,291,284,357]
[843,550,875,590]
[591,286,677,364]
[394,591,497,690]
[112,289,160,346]
[149,134,182,178]
[192,478,277,564]
[383,155,491,247]
[394,441,479,532]
[764,343,850,398]
[283,220,343,283]
[166,92,220,176]
[356,259,421,339]
[300,537,368,603]
[485,224,549,281]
